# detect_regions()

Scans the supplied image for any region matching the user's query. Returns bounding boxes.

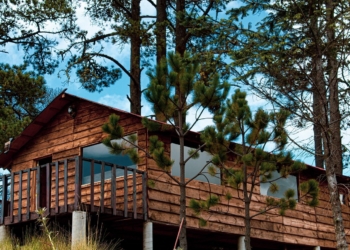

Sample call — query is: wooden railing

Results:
[0,156,147,225]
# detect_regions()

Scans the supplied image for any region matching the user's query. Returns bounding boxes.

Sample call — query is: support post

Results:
[143,221,153,250]
[71,211,87,249]
[238,236,245,250]
[0,225,9,244]
[314,247,321,250]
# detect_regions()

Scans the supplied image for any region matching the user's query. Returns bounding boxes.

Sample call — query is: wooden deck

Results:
[0,157,147,225]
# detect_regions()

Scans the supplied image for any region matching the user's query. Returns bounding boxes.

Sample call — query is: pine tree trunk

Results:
[244,191,252,250]
[156,0,167,64]
[323,1,347,248]
[155,0,167,122]
[179,123,187,249]
[325,0,342,175]
[310,1,324,169]
[129,0,142,115]
[175,0,186,56]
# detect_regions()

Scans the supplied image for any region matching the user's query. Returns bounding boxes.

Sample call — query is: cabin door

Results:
[37,157,52,209]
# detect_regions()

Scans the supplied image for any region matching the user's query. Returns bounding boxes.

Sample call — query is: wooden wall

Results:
[146,135,350,249]
[9,98,147,216]
[7,96,350,249]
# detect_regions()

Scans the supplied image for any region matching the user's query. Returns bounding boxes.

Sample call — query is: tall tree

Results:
[0,0,76,74]
[194,90,319,250]
[227,0,350,248]
[0,64,47,153]
[103,52,230,250]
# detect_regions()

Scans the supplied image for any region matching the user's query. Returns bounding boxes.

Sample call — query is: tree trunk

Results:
[310,5,324,169]
[129,0,142,115]
[155,0,167,122]
[323,1,347,248]
[156,0,167,64]
[178,115,188,250]
[175,0,186,56]
[325,0,342,175]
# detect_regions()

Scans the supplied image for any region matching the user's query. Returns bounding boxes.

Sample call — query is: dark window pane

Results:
[171,143,221,185]
[82,138,137,184]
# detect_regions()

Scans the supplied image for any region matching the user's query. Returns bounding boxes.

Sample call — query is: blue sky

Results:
[1,0,348,175]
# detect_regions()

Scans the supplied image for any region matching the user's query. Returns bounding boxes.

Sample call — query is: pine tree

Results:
[102,51,229,250]
[226,1,349,248]
[194,89,319,250]
[0,0,75,74]
[0,64,48,153]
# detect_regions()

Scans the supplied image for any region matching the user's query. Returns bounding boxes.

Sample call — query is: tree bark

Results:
[129,0,142,115]
[323,1,347,248]
[175,0,186,56]
[156,0,167,64]
[310,4,324,169]
[178,113,188,250]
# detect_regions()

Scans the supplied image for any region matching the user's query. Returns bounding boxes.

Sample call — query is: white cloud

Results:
[98,94,131,112]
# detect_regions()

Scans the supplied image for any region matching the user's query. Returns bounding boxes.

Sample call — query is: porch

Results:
[0,156,148,226]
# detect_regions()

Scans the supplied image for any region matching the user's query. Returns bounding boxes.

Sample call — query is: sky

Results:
[1,0,349,175]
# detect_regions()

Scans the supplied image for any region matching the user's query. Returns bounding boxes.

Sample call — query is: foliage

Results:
[225,0,349,248]
[0,0,76,74]
[102,114,139,165]
[102,51,229,250]
[0,64,48,153]
[191,89,319,250]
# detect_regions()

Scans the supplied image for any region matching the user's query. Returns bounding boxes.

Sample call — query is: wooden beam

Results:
[64,159,68,213]
[55,162,59,214]
[18,171,22,222]
[74,156,82,210]
[111,165,117,216]
[124,167,128,217]
[26,170,30,220]
[100,162,105,213]
[90,160,95,212]
[143,172,147,220]
[10,172,14,223]
[46,163,51,212]
[133,169,137,219]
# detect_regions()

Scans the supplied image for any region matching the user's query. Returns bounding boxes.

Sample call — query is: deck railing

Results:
[0,156,147,225]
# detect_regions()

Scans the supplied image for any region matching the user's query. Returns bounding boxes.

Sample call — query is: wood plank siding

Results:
[1,93,349,249]
[145,135,350,249]
[1,98,148,224]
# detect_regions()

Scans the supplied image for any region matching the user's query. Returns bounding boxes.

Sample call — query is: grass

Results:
[0,209,122,250]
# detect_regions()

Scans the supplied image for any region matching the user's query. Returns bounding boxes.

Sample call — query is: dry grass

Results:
[0,222,122,250]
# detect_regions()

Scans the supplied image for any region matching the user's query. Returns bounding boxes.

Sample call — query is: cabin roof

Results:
[0,90,146,169]
[1,91,347,180]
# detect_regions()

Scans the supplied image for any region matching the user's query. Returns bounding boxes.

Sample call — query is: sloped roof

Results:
[1,91,345,180]
[0,90,144,169]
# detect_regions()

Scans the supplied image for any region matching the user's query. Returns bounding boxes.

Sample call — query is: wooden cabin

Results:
[0,91,349,250]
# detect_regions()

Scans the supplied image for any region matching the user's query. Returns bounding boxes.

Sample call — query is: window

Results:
[82,137,137,185]
[171,143,221,185]
[260,171,298,199]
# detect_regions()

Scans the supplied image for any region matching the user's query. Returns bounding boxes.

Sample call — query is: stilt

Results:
[238,236,245,250]
[143,221,153,250]
[0,225,9,244]
[71,211,87,249]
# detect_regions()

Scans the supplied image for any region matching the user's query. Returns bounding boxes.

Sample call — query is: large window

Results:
[82,138,137,185]
[260,171,298,199]
[171,143,221,185]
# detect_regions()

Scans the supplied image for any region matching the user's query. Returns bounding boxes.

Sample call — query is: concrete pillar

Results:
[0,225,9,243]
[143,221,153,250]
[313,247,320,250]
[71,211,87,249]
[238,236,245,250]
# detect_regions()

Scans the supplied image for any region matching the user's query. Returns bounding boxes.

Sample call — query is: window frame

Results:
[81,133,138,185]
